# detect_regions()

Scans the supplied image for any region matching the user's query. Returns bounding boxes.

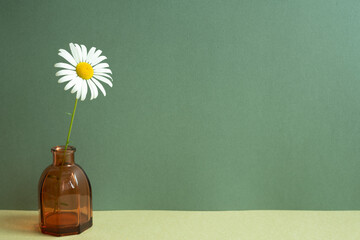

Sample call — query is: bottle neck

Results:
[51,146,76,166]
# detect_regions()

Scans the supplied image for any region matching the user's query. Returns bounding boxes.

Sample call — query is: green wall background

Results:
[1,0,360,210]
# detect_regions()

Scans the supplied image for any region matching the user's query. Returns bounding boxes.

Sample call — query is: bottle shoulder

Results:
[39,164,90,185]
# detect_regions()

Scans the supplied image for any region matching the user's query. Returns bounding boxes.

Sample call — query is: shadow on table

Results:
[0,212,43,236]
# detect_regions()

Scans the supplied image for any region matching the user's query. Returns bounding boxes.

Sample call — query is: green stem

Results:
[62,98,78,165]
[55,98,78,213]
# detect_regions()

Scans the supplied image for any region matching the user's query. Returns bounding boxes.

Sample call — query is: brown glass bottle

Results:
[38,146,92,236]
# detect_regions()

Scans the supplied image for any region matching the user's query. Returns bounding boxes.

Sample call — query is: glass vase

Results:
[38,146,93,236]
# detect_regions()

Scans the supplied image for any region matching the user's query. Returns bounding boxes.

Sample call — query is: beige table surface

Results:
[0,210,359,239]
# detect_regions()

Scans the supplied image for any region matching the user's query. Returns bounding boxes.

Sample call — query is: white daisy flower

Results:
[54,43,113,101]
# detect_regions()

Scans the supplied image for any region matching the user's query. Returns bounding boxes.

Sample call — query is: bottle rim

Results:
[51,145,76,153]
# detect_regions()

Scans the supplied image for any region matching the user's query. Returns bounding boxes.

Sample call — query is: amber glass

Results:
[38,146,92,236]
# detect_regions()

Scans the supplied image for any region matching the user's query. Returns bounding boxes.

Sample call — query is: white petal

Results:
[91,78,106,96]
[80,80,88,101]
[69,43,80,64]
[86,47,96,63]
[89,49,102,65]
[93,62,109,70]
[91,56,107,66]
[88,79,98,99]
[94,72,113,81]
[93,75,113,87]
[56,69,76,76]
[76,88,81,99]
[87,80,94,100]
[81,45,87,62]
[54,62,75,70]
[64,79,77,91]
[58,49,77,66]
[75,44,83,62]
[75,80,82,99]
[58,74,76,83]
[71,78,82,93]
[94,68,112,74]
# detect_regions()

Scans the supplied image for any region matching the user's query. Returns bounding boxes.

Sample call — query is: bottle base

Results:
[40,212,92,236]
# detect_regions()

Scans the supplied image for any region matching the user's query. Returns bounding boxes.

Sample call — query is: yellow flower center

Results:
[76,62,94,80]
